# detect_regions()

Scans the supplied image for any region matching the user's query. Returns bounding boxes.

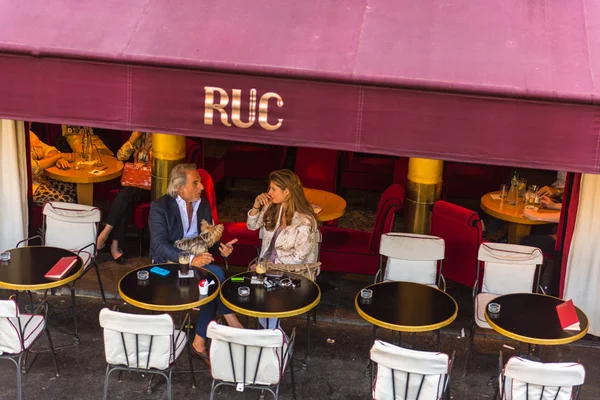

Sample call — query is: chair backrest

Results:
[0,300,24,354]
[197,168,218,224]
[294,147,340,193]
[305,229,322,264]
[369,184,405,253]
[478,243,543,295]
[501,357,585,400]
[43,202,101,253]
[431,200,482,288]
[99,308,178,371]
[380,233,445,284]
[370,340,450,400]
[207,321,287,386]
[186,138,204,168]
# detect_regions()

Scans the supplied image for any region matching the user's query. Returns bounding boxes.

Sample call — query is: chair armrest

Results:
[282,327,297,371]
[77,242,97,257]
[439,275,447,292]
[16,235,42,248]
[22,300,49,333]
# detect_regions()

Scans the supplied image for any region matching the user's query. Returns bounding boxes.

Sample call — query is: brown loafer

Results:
[191,347,211,368]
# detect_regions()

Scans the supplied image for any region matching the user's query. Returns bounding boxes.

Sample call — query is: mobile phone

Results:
[150,266,170,276]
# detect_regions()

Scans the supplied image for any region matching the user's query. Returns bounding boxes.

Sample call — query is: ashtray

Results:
[488,302,501,314]
[238,286,250,297]
[0,251,10,262]
[360,288,373,299]
[137,270,149,282]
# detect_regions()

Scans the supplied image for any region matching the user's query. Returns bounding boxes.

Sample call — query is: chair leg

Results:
[16,354,24,400]
[139,228,144,257]
[463,320,476,377]
[167,369,173,400]
[93,262,106,303]
[103,365,112,400]
[290,358,297,400]
[45,328,60,376]
[69,285,80,343]
[210,380,216,400]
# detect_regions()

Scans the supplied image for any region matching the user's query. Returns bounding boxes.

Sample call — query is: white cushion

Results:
[501,357,585,400]
[380,234,444,285]
[479,243,541,295]
[370,340,450,400]
[99,308,184,371]
[0,299,46,354]
[207,321,288,386]
[43,202,100,253]
[474,293,499,329]
[478,243,543,265]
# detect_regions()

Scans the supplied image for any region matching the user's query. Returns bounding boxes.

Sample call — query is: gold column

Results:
[404,158,444,234]
[151,133,186,200]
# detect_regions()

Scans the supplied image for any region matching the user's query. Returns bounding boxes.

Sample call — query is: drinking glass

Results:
[178,251,190,275]
[528,185,538,205]
[255,257,267,281]
[72,152,83,171]
[499,184,508,199]
[518,178,527,201]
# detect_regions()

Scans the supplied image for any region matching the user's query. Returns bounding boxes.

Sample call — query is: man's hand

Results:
[219,238,238,258]
[536,185,559,198]
[540,195,561,210]
[191,253,214,268]
[56,158,70,169]
[522,208,544,221]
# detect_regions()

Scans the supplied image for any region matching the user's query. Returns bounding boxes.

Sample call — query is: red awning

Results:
[0,0,599,173]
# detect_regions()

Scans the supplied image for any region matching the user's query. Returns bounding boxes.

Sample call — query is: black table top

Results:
[220,271,321,318]
[0,246,84,290]
[355,281,458,332]
[118,264,220,312]
[485,293,589,345]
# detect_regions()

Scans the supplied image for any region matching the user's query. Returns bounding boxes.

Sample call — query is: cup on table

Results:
[238,286,250,297]
[0,251,10,262]
[178,251,191,275]
[527,185,538,205]
[198,279,209,295]
[488,302,501,318]
[137,270,149,285]
[360,288,373,299]
[72,152,83,171]
[518,178,527,200]
[255,257,267,281]
[499,184,508,199]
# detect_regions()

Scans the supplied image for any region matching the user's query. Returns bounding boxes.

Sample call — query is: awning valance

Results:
[0,0,599,173]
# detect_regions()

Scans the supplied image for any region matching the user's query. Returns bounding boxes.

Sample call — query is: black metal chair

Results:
[99,308,189,400]
[206,321,296,400]
[370,339,455,400]
[0,299,59,400]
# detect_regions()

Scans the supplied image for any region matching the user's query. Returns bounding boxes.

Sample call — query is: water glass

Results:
[488,302,501,314]
[72,152,83,171]
[499,184,508,199]
[518,178,527,201]
[360,288,373,299]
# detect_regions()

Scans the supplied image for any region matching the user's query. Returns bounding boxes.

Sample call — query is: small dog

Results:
[174,220,224,255]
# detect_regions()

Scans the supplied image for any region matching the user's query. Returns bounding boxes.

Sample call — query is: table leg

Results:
[76,183,94,206]
[508,223,531,244]
[303,312,311,371]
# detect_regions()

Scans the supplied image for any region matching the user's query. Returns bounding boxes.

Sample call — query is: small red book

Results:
[556,299,581,331]
[45,256,78,280]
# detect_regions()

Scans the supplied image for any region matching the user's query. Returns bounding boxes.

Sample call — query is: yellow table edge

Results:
[355,281,458,333]
[220,271,321,318]
[118,265,220,312]
[0,246,85,291]
[484,293,589,345]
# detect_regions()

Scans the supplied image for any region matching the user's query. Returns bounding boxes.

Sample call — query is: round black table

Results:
[118,264,220,312]
[485,293,589,345]
[220,271,321,318]
[0,246,84,290]
[355,281,458,332]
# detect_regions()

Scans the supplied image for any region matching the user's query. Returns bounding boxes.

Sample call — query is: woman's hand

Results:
[134,162,146,170]
[56,158,70,169]
[540,195,561,210]
[61,153,73,162]
[253,193,271,210]
[522,208,542,221]
[191,253,214,268]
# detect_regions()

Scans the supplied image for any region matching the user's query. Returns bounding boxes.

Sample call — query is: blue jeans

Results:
[195,264,234,338]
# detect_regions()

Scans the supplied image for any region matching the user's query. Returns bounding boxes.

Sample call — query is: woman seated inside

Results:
[247,169,318,328]
[30,131,76,206]
[96,132,151,263]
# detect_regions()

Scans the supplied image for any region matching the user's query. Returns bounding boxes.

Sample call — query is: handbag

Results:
[248,257,322,281]
[121,162,151,190]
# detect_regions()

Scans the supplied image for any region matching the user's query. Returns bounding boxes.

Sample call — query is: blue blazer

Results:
[148,194,218,263]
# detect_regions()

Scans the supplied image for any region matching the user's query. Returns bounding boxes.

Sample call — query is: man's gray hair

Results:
[167,163,197,198]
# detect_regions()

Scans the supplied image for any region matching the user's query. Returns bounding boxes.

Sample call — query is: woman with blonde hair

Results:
[247,169,318,328]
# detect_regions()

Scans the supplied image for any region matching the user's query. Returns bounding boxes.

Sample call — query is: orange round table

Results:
[303,188,346,222]
[480,191,559,244]
[45,155,124,206]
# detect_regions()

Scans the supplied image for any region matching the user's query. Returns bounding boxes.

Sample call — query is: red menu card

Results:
[45,256,78,280]
[556,299,580,331]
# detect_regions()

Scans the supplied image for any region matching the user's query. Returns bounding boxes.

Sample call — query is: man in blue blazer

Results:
[149,163,241,366]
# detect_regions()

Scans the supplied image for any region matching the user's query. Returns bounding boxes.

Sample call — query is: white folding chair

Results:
[377,233,446,290]
[99,308,188,400]
[370,339,455,400]
[0,299,59,400]
[207,321,296,400]
[464,243,543,375]
[496,353,585,400]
